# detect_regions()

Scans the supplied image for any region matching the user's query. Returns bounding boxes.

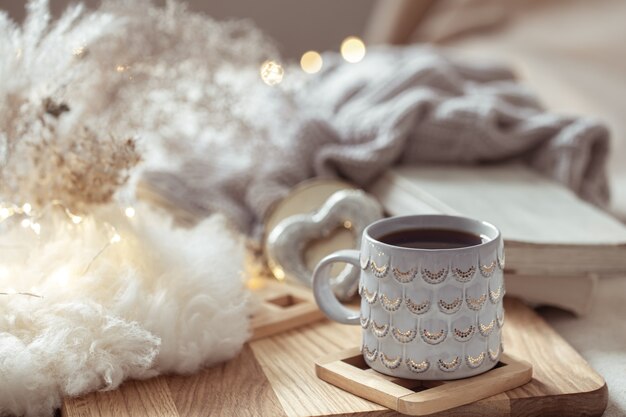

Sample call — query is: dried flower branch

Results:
[0,0,285,217]
[1,95,140,209]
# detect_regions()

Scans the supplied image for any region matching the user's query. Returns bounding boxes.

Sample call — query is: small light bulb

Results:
[300,51,323,74]
[110,233,121,244]
[64,208,82,224]
[116,65,126,72]
[0,207,10,220]
[22,203,32,214]
[260,60,284,86]
[20,218,30,228]
[31,222,41,235]
[124,207,135,218]
[340,36,366,63]
[270,264,286,280]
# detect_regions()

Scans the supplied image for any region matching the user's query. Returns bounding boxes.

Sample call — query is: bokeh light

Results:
[300,51,323,74]
[340,36,366,63]
[260,60,284,86]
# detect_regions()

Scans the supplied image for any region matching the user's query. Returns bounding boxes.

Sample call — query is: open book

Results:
[368,164,626,314]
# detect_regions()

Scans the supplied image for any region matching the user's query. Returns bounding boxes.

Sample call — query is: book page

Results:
[375,164,626,245]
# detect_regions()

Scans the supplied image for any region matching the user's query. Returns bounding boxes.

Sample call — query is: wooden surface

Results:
[62,297,608,417]
[248,278,325,341]
[316,351,532,416]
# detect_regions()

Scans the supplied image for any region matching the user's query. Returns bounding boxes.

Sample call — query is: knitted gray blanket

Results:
[145,46,610,234]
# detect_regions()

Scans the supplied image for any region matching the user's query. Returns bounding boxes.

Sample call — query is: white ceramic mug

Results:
[312,215,505,380]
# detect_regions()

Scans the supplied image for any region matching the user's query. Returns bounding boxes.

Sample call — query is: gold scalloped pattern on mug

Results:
[406,358,430,373]
[466,294,487,311]
[488,344,501,362]
[438,297,462,314]
[392,267,417,283]
[479,260,497,278]
[391,326,417,343]
[371,320,390,338]
[453,265,476,283]
[360,255,370,270]
[453,325,475,342]
[370,260,388,278]
[362,344,378,362]
[380,293,402,312]
[360,314,370,329]
[405,297,430,315]
[380,353,402,369]
[420,328,447,345]
[479,319,496,336]
[438,357,461,372]
[362,287,378,304]
[489,285,503,304]
[466,352,486,368]
[421,267,448,284]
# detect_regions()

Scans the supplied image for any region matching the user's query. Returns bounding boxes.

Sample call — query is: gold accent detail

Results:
[479,319,496,336]
[370,260,388,278]
[421,328,446,345]
[405,298,430,315]
[360,315,370,329]
[362,287,378,304]
[453,265,476,282]
[438,357,460,372]
[371,320,389,338]
[380,293,402,312]
[453,325,475,341]
[488,344,501,361]
[380,353,402,369]
[406,358,430,373]
[466,352,486,368]
[480,261,497,277]
[438,297,462,314]
[489,286,502,303]
[391,327,417,343]
[466,294,487,311]
[362,345,378,362]
[421,268,447,284]
[392,267,417,283]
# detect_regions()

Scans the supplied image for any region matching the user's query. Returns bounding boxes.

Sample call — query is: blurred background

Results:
[4,0,624,218]
[2,0,376,59]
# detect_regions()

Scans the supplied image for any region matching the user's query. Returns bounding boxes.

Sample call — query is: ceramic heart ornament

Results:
[266,189,383,300]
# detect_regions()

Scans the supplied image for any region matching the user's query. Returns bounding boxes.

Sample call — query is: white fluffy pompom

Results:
[0,207,249,417]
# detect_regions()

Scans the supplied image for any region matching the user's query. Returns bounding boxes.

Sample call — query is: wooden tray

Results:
[62,298,608,417]
[316,350,533,415]
[248,278,326,341]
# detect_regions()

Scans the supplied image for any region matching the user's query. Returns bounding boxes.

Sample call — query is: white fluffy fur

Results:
[0,1,275,414]
[0,206,248,417]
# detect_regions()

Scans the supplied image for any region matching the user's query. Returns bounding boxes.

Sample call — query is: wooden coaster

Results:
[249,278,325,341]
[316,348,532,416]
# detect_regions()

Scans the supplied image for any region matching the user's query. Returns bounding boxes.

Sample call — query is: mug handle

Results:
[312,249,361,325]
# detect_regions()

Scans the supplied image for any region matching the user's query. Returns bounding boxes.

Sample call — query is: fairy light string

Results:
[0,201,135,299]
